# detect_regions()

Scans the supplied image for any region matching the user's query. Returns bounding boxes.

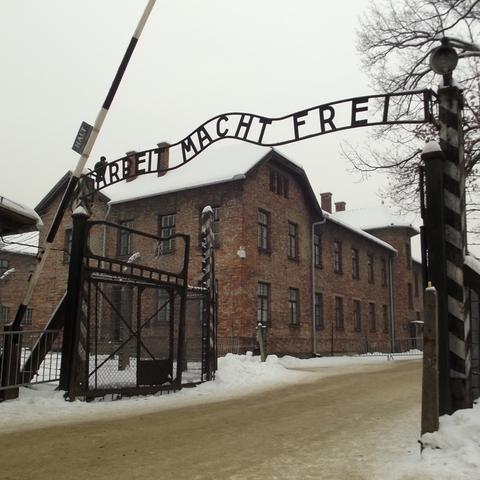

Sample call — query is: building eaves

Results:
[324,211,398,254]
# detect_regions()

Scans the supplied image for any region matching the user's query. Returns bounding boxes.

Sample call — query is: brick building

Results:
[0,234,38,326]
[30,143,424,357]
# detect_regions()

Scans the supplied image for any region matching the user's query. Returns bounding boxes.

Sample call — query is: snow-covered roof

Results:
[465,253,480,277]
[330,205,419,236]
[323,211,397,254]
[105,142,274,204]
[0,195,44,235]
[0,231,39,256]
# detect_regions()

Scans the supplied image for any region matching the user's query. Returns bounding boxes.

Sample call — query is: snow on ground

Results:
[1,353,479,479]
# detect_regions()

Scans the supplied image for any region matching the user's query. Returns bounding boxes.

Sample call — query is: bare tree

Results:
[347,0,480,237]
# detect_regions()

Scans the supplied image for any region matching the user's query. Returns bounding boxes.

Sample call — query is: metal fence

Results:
[0,329,63,391]
[320,337,424,357]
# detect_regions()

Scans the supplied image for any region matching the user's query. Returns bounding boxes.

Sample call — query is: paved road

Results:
[0,359,422,480]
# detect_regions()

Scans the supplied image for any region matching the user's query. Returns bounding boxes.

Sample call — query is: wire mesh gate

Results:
[61,213,198,400]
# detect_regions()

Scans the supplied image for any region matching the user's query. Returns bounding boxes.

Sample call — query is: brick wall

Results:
[0,250,36,326]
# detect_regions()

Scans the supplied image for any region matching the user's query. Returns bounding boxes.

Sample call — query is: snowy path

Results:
[0,359,423,479]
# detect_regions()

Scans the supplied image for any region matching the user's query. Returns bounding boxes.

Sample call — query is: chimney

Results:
[157,142,170,177]
[335,201,346,212]
[320,192,332,213]
[125,151,138,183]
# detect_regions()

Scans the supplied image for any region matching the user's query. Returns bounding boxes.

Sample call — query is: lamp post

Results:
[424,37,472,414]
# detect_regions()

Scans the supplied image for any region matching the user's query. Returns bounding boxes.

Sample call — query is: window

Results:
[118,220,133,256]
[288,222,298,259]
[369,303,376,332]
[406,243,412,269]
[383,304,389,333]
[63,228,73,262]
[353,300,361,331]
[381,258,388,287]
[289,288,299,325]
[212,207,220,246]
[270,170,289,198]
[335,296,344,329]
[258,210,270,251]
[24,308,33,326]
[159,214,176,253]
[408,283,413,309]
[367,254,375,283]
[0,259,9,276]
[334,241,343,273]
[315,293,324,329]
[1,306,9,324]
[313,234,323,267]
[258,283,270,324]
[156,288,172,325]
[351,248,360,278]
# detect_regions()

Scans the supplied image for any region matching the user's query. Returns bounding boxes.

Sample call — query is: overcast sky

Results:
[1,0,384,208]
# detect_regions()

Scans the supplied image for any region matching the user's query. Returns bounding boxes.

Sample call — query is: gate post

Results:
[201,206,217,380]
[437,85,472,412]
[59,207,90,392]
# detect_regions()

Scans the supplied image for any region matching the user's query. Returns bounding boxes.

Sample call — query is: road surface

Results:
[0,359,422,479]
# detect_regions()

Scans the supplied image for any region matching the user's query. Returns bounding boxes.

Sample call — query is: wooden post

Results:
[421,285,439,437]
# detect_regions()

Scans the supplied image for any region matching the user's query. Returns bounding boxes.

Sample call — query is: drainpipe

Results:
[311,216,326,357]
[98,203,112,341]
[389,251,398,353]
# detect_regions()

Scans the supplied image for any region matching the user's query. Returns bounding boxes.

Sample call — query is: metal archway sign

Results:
[84,88,436,193]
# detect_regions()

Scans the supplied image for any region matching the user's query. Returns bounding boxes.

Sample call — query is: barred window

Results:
[258,282,270,324]
[381,258,388,286]
[315,293,324,328]
[335,296,344,329]
[334,241,342,273]
[289,288,299,325]
[367,254,375,283]
[258,210,270,251]
[352,248,360,278]
[353,300,361,331]
[0,259,9,275]
[369,303,376,332]
[314,234,323,267]
[288,222,298,259]
[118,220,134,256]
[159,214,176,254]
[1,306,9,324]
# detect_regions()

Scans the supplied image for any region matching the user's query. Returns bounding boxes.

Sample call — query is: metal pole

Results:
[9,0,157,331]
[311,218,326,356]
[421,284,439,437]
[438,86,472,412]
[421,141,450,414]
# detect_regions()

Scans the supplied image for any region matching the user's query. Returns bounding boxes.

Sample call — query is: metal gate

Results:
[61,213,192,400]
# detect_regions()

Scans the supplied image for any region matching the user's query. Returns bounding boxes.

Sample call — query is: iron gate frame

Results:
[61,211,192,400]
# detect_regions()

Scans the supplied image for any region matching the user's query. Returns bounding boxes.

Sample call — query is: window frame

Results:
[313,233,323,268]
[351,247,360,279]
[367,253,375,283]
[258,282,270,324]
[118,220,134,257]
[380,257,388,287]
[258,210,270,251]
[369,302,376,332]
[315,292,324,329]
[158,213,176,254]
[334,240,343,274]
[289,288,300,326]
[335,296,344,330]
[353,299,361,331]
[288,222,299,260]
